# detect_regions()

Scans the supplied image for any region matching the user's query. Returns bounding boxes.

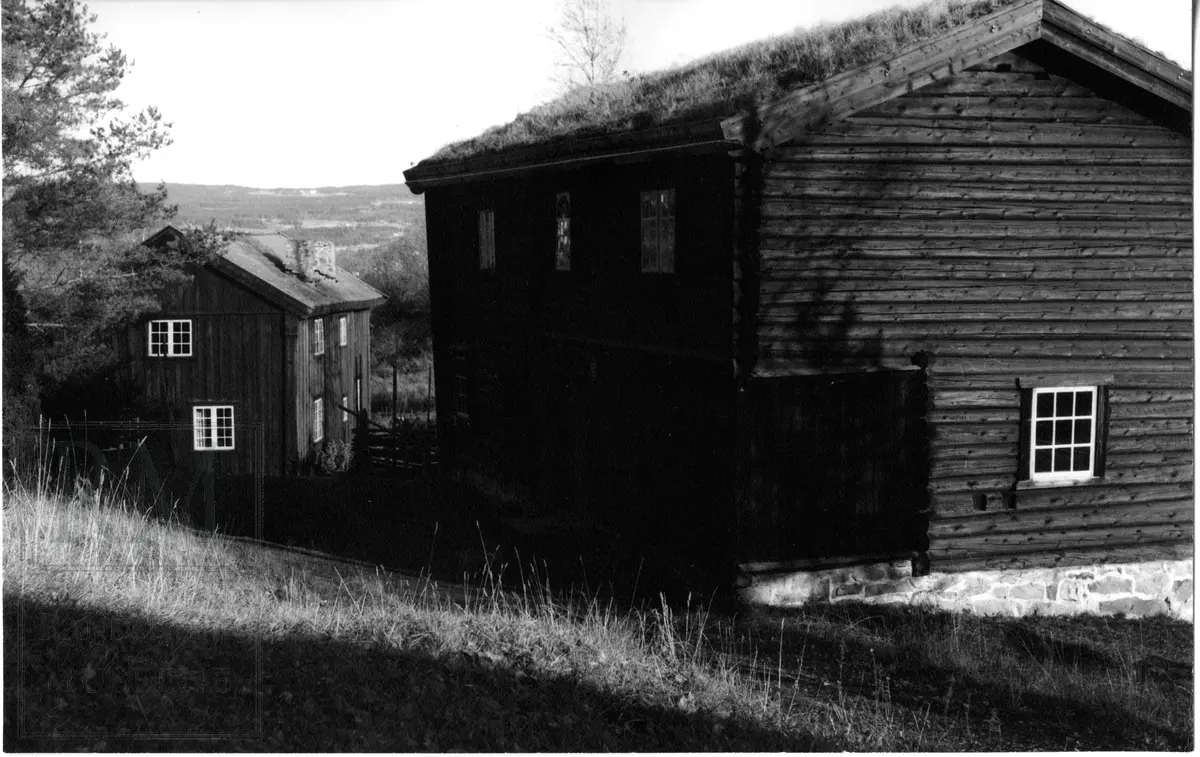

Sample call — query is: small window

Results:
[453,353,469,420]
[555,192,571,271]
[148,319,192,357]
[355,377,362,413]
[313,319,325,357]
[338,315,348,347]
[1029,386,1098,482]
[342,394,349,423]
[640,189,675,273]
[478,209,496,270]
[193,405,234,451]
[312,397,324,444]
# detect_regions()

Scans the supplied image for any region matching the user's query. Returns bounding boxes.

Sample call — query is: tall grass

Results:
[4,463,1191,750]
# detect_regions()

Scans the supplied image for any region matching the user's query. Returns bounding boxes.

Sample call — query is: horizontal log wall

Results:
[755,44,1192,569]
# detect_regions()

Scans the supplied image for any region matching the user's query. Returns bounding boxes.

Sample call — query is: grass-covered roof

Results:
[426,0,1023,164]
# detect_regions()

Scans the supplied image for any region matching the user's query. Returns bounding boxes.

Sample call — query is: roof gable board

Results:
[724,0,1190,151]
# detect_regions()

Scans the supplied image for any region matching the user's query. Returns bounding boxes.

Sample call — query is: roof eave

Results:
[404,120,736,192]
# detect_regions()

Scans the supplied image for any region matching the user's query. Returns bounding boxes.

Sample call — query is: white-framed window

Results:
[478,209,496,270]
[640,188,675,273]
[1029,386,1098,482]
[342,394,349,423]
[193,405,234,451]
[148,319,192,357]
[338,315,348,347]
[555,192,571,271]
[312,397,324,443]
[355,377,362,413]
[313,318,325,356]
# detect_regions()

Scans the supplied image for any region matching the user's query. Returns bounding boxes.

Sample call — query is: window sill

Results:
[1016,476,1102,491]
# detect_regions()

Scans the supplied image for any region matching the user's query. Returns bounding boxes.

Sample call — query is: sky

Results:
[87,0,1193,189]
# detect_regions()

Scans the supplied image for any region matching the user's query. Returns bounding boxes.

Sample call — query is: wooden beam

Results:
[1043,0,1191,110]
[725,0,1044,150]
[1040,25,1192,111]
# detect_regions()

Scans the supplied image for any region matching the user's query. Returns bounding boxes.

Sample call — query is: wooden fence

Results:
[344,407,439,478]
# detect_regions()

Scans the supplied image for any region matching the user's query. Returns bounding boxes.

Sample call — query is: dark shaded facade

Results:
[406,0,1192,579]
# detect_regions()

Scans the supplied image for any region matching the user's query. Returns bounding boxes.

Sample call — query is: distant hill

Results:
[142,182,424,250]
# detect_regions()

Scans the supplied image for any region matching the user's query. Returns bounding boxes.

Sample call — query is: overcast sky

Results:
[88,0,1193,188]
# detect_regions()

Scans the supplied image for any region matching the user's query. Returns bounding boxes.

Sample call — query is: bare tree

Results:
[548,0,627,89]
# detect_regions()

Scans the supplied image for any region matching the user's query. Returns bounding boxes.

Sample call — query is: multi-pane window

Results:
[640,189,675,273]
[342,394,349,423]
[193,405,234,450]
[313,318,325,356]
[148,319,192,357]
[312,397,324,443]
[555,192,571,271]
[339,315,348,347]
[478,209,496,270]
[1030,387,1098,482]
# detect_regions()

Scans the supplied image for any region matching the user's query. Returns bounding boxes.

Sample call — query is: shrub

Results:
[315,439,353,475]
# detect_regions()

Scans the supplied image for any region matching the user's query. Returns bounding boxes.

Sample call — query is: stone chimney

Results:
[312,241,336,278]
[292,240,316,281]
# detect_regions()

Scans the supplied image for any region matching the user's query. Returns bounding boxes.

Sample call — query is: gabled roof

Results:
[404,0,1190,192]
[145,226,386,317]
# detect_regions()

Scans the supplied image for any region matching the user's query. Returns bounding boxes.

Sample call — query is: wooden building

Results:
[129,227,385,476]
[404,0,1192,610]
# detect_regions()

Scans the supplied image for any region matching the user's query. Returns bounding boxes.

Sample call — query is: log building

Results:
[128,227,385,476]
[404,0,1193,615]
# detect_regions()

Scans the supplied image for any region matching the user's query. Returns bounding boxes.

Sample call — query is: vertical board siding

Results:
[738,370,929,565]
[133,267,286,476]
[424,154,737,544]
[754,46,1193,568]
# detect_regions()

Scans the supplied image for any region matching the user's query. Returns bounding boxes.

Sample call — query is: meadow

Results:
[3,464,1192,751]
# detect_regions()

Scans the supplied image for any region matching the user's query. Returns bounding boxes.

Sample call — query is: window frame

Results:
[342,394,349,424]
[312,396,324,444]
[338,315,348,347]
[313,318,325,357]
[478,208,496,271]
[192,404,235,451]
[555,192,571,272]
[640,188,676,274]
[1027,385,1099,483]
[148,319,193,358]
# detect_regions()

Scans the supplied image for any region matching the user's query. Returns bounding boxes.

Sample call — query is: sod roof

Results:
[410,0,1188,178]
[427,0,1022,163]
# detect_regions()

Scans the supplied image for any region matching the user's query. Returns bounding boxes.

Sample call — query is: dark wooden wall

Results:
[289,308,372,471]
[751,42,1193,571]
[127,267,287,476]
[424,153,737,551]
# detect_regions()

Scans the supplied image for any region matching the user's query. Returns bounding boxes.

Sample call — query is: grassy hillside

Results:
[4,477,1192,751]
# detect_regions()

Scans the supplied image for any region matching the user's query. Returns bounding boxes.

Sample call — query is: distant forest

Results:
[143,182,425,250]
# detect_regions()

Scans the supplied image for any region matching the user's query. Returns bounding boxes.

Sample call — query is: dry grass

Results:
[4,471,1192,751]
[428,0,1020,162]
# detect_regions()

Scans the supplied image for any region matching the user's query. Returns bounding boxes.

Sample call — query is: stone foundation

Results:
[740,558,1194,621]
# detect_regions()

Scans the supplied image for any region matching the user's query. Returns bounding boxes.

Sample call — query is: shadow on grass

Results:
[195,473,727,613]
[4,594,828,752]
[742,602,1192,751]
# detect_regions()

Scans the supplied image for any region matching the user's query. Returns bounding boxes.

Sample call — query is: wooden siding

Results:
[751,43,1193,569]
[424,154,737,550]
[289,308,371,471]
[126,267,287,476]
[737,370,929,567]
